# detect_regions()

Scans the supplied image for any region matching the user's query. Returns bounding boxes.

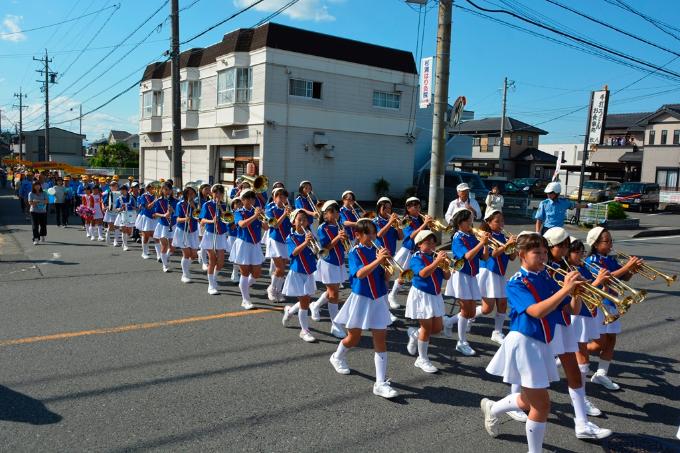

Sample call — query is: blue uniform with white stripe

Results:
[317,222,345,266]
[348,244,388,299]
[153,197,176,227]
[585,253,622,309]
[138,193,155,218]
[409,251,444,296]
[401,215,425,252]
[294,195,315,225]
[175,200,198,233]
[339,206,358,239]
[115,194,136,211]
[200,200,228,235]
[287,230,317,274]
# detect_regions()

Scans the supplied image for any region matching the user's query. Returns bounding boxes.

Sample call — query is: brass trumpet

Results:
[584,261,647,304]
[472,227,513,255]
[397,214,451,233]
[440,252,465,273]
[371,240,413,282]
[258,211,278,228]
[305,228,328,259]
[615,250,677,286]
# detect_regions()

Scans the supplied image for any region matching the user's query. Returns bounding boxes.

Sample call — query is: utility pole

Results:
[13,88,27,160]
[34,49,57,162]
[427,0,452,225]
[70,104,82,136]
[497,77,514,176]
[170,0,182,187]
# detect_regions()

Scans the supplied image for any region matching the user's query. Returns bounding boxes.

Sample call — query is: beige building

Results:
[138,22,417,200]
[12,127,85,165]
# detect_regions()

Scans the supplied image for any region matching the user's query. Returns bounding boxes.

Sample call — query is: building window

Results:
[674,130,680,145]
[142,91,163,118]
[656,168,679,190]
[180,80,201,111]
[515,135,523,145]
[217,67,252,105]
[471,137,480,146]
[527,135,534,146]
[649,130,655,145]
[289,79,322,99]
[661,130,668,145]
[372,91,400,109]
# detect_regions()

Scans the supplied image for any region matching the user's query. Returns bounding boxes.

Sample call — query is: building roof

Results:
[24,126,85,138]
[512,147,558,163]
[110,130,132,140]
[450,117,548,135]
[604,112,652,130]
[142,22,417,81]
[636,103,680,125]
[618,150,644,163]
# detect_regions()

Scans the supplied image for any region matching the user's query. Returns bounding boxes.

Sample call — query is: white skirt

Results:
[92,205,104,220]
[172,228,199,249]
[225,235,236,254]
[103,210,117,223]
[393,247,413,269]
[549,323,578,356]
[140,216,158,232]
[314,260,347,285]
[571,315,600,343]
[134,213,144,230]
[282,271,317,297]
[334,293,391,330]
[265,237,288,259]
[486,331,560,389]
[477,268,507,299]
[199,231,228,251]
[445,272,481,300]
[114,212,136,228]
[153,223,174,239]
[405,287,445,320]
[229,238,264,265]
[596,305,622,334]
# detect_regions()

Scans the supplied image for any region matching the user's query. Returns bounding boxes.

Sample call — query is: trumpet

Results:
[371,240,413,282]
[258,211,278,228]
[306,192,323,218]
[615,250,677,286]
[396,214,450,233]
[584,261,647,304]
[439,252,465,273]
[472,227,513,254]
[305,228,328,259]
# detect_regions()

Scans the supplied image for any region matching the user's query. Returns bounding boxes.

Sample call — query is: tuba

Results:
[240,175,269,193]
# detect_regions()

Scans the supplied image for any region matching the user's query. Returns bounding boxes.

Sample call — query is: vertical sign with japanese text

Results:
[419,57,434,109]
[587,89,610,146]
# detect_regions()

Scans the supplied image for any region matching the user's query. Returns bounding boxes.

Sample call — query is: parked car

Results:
[482,178,529,197]
[513,177,549,197]
[568,180,620,203]
[614,182,660,212]
[415,170,487,210]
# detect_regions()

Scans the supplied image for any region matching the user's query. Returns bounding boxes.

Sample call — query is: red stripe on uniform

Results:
[460,236,478,276]
[290,234,312,274]
[207,204,221,234]
[420,254,441,295]
[522,277,553,343]
[355,248,379,299]
[323,226,342,263]
[242,210,258,243]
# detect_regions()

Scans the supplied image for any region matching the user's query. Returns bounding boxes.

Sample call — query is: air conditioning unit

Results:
[313,132,328,146]
[324,145,335,158]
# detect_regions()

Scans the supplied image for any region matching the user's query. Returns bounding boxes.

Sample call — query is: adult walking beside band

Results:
[28,181,48,245]
[445,183,482,224]
[535,182,589,234]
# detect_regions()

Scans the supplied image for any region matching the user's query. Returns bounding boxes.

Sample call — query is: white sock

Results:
[269,260,275,275]
[569,386,588,424]
[276,275,286,293]
[475,306,483,317]
[289,302,300,315]
[248,275,256,287]
[231,266,239,280]
[121,233,128,247]
[154,243,161,259]
[511,383,521,394]
[207,273,215,289]
[161,252,170,268]
[328,302,339,321]
[579,363,589,383]
[97,225,103,237]
[598,359,610,375]
[494,313,506,332]
[444,314,459,329]
[181,257,191,278]
[201,248,209,264]
[417,339,429,361]
[298,309,309,331]
[335,342,349,360]
[458,316,468,342]
[115,229,121,242]
[142,240,149,255]
[239,275,251,301]
[390,281,401,297]
[526,420,546,453]
[105,229,110,242]
[491,393,521,416]
[374,351,387,383]
[314,291,329,308]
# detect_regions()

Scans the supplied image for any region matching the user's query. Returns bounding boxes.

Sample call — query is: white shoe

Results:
[266,285,277,302]
[456,341,476,356]
[506,410,527,423]
[112,241,119,247]
[276,293,286,303]
[181,276,192,284]
[162,266,170,273]
[388,294,400,309]
[208,287,219,295]
[373,380,398,399]
[406,327,418,356]
[329,353,350,375]
[141,253,151,260]
[330,325,346,339]
[556,357,563,367]
[241,299,254,310]
[156,257,162,263]
[90,236,96,241]
[389,313,398,324]
[33,240,39,245]
[575,420,612,439]
[414,357,438,373]
[481,398,500,437]
[490,330,505,345]
[97,236,104,241]
[123,246,130,251]
[202,263,209,272]
[584,397,602,417]
[282,305,293,326]
[309,301,322,321]
[591,370,620,390]
[299,329,316,343]
[442,316,454,338]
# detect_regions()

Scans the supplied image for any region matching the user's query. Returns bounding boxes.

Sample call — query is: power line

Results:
[181,0,266,45]
[0,3,120,37]
[603,0,680,42]
[253,0,302,27]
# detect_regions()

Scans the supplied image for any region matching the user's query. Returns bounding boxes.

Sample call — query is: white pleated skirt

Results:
[282,271,317,297]
[153,223,174,239]
[334,293,391,330]
[229,238,264,265]
[549,323,578,356]
[103,211,117,223]
[405,287,445,320]
[571,314,600,343]
[445,272,481,300]
[265,237,288,259]
[140,216,157,232]
[226,236,236,254]
[199,231,227,251]
[134,213,144,230]
[477,268,507,299]
[172,228,199,249]
[393,247,413,269]
[92,206,104,220]
[596,305,622,334]
[114,212,136,228]
[314,260,347,285]
[486,331,560,389]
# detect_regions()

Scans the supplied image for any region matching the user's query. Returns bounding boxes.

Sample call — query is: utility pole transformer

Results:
[170,0,182,187]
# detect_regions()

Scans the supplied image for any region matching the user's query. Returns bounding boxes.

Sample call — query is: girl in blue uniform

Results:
[173,185,200,283]
[113,184,136,251]
[329,218,398,399]
[482,232,583,452]
[197,183,211,271]
[309,200,349,338]
[102,180,121,246]
[339,190,359,243]
[138,183,158,260]
[405,230,451,374]
[281,209,319,343]
[265,188,292,302]
[374,197,402,259]
[153,182,177,272]
[231,189,268,310]
[227,197,241,282]
[294,180,317,228]
[199,184,229,295]
[444,207,489,356]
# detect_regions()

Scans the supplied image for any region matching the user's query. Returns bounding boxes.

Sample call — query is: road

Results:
[1,190,679,452]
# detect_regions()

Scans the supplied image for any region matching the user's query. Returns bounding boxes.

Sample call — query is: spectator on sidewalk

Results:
[534,181,589,234]
[28,181,48,245]
[484,185,504,219]
[445,183,482,224]
[52,178,69,227]
[19,172,33,220]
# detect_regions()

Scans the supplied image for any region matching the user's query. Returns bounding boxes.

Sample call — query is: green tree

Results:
[89,143,138,168]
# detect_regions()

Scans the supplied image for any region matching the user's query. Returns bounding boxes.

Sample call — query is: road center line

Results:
[0,307,282,348]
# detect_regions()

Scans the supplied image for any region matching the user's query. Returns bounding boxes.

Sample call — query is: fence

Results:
[568,202,609,226]
[85,167,139,178]
[661,190,680,206]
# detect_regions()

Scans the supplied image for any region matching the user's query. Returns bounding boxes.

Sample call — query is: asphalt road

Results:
[1,190,679,452]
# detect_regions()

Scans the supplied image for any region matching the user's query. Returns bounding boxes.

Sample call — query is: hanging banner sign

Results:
[419,56,434,108]
[587,89,610,146]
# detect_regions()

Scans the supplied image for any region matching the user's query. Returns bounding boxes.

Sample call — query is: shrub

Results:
[607,202,627,220]
[374,177,390,198]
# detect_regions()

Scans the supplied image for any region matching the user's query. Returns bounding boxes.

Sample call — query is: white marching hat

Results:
[405,196,421,205]
[321,200,338,212]
[543,227,569,247]
[452,206,470,217]
[544,181,562,194]
[271,187,285,196]
[457,183,470,192]
[586,226,606,247]
[341,190,355,199]
[516,230,541,239]
[569,235,580,244]
[484,209,501,221]
[289,208,304,222]
[240,188,255,198]
[377,196,391,205]
[211,184,224,192]
[415,230,436,245]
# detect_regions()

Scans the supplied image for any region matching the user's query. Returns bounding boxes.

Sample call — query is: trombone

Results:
[371,240,414,282]
[615,250,677,286]
[472,227,513,255]
[306,192,323,218]
[584,261,647,304]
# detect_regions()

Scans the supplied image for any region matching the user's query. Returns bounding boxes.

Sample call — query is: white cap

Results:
[131,182,139,188]
[321,200,338,212]
[452,206,470,217]
[516,230,540,239]
[341,190,354,199]
[586,226,605,247]
[289,208,304,222]
[544,181,562,194]
[543,227,569,247]
[484,209,501,221]
[415,230,436,245]
[211,184,224,193]
[377,196,391,205]
[240,188,255,198]
[299,180,311,187]
[457,183,470,192]
[569,235,579,244]
[405,196,420,205]
[272,187,285,196]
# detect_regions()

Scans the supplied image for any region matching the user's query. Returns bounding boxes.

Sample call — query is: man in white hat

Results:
[445,183,482,224]
[535,181,589,234]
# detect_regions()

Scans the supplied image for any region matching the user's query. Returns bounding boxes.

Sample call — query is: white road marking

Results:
[619,235,680,242]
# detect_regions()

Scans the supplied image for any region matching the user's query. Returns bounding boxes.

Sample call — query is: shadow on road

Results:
[0,385,62,425]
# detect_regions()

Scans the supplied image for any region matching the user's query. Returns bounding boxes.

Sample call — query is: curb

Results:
[632,228,680,238]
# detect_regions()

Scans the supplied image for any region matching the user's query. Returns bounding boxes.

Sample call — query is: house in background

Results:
[86,138,108,158]
[590,112,649,183]
[11,127,85,165]
[108,130,139,151]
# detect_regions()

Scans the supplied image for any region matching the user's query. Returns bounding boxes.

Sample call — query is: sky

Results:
[1,0,679,145]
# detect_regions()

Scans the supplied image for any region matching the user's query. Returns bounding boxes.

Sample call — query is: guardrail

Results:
[86,167,139,177]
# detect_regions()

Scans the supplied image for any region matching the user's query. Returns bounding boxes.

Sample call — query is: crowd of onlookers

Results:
[604,135,636,147]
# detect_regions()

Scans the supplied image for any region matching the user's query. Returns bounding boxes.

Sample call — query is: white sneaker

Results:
[406,327,418,356]
[241,299,254,310]
[141,253,151,260]
[414,357,438,373]
[276,293,286,303]
[299,329,316,343]
[575,420,612,439]
[202,263,209,272]
[112,241,119,247]
[123,246,130,251]
[388,294,400,309]
[466,318,474,333]
[373,380,398,399]
[181,276,192,284]
[591,370,620,390]
[33,240,39,245]
[162,266,170,273]
[480,398,500,437]
[97,236,104,241]
[442,316,454,338]
[156,257,162,263]
[282,305,293,326]
[90,236,96,241]
[329,353,350,375]
[456,341,476,356]
[309,301,322,321]
[506,410,527,423]
[266,285,278,302]
[490,331,505,345]
[584,397,602,417]
[330,324,346,339]
[208,287,219,295]
[389,313,398,324]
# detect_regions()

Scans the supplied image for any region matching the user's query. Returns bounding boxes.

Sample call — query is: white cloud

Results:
[0,15,27,42]
[233,0,341,22]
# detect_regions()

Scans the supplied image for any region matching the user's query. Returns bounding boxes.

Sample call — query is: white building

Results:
[138,23,418,200]
[539,143,591,194]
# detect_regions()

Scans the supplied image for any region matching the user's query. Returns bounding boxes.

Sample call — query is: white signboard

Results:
[588,90,609,146]
[419,56,434,109]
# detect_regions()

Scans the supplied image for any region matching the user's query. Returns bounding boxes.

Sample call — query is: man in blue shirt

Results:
[535,182,589,234]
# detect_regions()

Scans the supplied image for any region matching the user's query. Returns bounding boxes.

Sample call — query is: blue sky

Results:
[1,0,679,144]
